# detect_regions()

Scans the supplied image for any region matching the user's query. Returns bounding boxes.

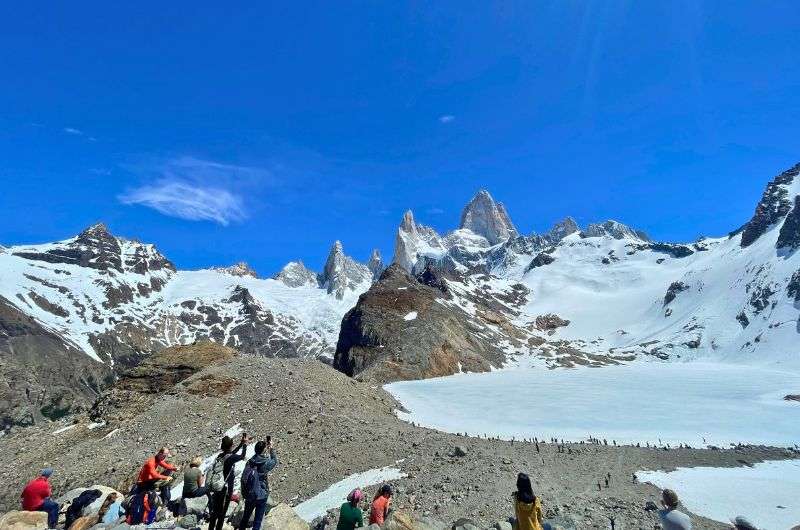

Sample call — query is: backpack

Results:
[207,454,228,492]
[127,492,147,525]
[240,461,264,500]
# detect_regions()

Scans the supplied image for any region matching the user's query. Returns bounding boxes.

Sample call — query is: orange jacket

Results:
[137,456,176,483]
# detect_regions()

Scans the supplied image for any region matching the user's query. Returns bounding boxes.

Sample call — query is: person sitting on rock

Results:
[136,446,177,503]
[645,489,692,530]
[368,484,392,525]
[511,472,544,530]
[21,468,60,529]
[182,456,209,499]
[337,488,364,529]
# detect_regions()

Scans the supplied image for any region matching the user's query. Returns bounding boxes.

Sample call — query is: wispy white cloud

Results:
[63,127,84,135]
[119,156,269,226]
[438,115,455,124]
[120,180,245,225]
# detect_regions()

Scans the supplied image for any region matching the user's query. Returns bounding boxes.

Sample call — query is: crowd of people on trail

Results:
[17,441,767,530]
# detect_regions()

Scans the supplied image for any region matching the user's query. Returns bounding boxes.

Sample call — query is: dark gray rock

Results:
[777,195,800,250]
[663,281,689,306]
[741,162,800,247]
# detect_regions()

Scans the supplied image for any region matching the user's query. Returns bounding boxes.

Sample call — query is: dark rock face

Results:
[663,281,689,306]
[13,223,175,274]
[786,270,800,303]
[740,163,800,247]
[777,195,800,250]
[0,296,112,429]
[639,242,695,259]
[749,283,777,313]
[334,265,503,382]
[524,252,556,272]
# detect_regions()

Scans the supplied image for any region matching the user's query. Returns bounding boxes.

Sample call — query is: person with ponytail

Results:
[336,488,364,529]
[512,473,544,530]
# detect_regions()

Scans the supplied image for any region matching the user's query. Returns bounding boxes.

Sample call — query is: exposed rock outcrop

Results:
[741,162,800,247]
[459,190,518,245]
[333,265,502,382]
[777,195,800,250]
[319,241,372,299]
[274,261,319,288]
[212,261,258,278]
[584,220,649,241]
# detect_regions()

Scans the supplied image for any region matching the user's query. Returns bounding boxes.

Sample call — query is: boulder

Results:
[0,511,49,530]
[68,515,98,530]
[261,504,308,530]
[57,485,123,517]
[383,511,448,530]
[451,518,480,530]
[181,495,208,517]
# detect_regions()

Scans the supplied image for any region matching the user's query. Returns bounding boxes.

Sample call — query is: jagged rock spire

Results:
[367,249,384,280]
[319,241,371,299]
[459,190,518,245]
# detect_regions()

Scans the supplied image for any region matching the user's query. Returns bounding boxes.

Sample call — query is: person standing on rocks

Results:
[20,468,60,529]
[238,439,278,530]
[511,473,544,530]
[368,484,392,525]
[207,433,249,530]
[337,488,364,530]
[136,447,178,502]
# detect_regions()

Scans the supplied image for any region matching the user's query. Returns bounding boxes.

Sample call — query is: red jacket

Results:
[137,456,176,484]
[21,477,52,511]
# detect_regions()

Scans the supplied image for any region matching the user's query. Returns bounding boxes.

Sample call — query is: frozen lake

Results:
[384,362,800,447]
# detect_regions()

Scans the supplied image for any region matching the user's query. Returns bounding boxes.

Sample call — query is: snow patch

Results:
[293,466,407,522]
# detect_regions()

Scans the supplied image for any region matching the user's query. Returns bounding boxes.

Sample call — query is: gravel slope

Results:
[0,349,794,529]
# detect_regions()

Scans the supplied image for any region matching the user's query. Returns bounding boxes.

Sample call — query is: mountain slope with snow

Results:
[0,226,379,426]
[336,162,800,381]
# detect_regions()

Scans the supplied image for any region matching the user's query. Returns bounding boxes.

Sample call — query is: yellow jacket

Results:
[514,496,544,530]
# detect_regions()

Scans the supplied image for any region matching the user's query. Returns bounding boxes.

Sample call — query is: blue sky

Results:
[0,1,798,274]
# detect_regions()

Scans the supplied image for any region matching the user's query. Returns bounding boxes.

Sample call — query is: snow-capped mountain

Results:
[335,163,800,381]
[0,226,382,426]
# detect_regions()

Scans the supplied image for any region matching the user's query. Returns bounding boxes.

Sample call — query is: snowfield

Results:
[385,362,800,447]
[637,459,800,530]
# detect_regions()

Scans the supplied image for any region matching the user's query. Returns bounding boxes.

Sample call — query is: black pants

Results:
[207,489,232,530]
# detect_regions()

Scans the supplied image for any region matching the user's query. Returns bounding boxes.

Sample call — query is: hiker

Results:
[337,488,364,529]
[645,489,692,530]
[510,472,544,530]
[182,456,209,499]
[238,439,278,530]
[368,484,392,525]
[730,516,759,530]
[207,433,249,530]
[21,468,60,529]
[136,447,177,503]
